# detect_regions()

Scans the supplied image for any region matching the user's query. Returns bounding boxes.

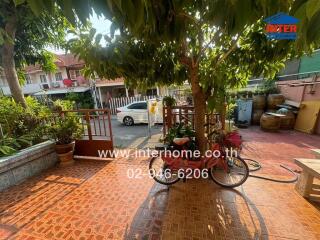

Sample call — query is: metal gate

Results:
[61,109,113,159]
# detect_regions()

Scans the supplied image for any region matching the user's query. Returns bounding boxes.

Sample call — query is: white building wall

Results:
[0,66,69,96]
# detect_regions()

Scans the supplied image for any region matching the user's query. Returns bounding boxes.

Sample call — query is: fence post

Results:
[85,112,93,140]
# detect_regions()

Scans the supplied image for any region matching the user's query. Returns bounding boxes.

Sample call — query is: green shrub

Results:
[0,96,52,157]
[0,135,33,157]
[254,79,280,95]
[52,99,75,111]
[163,96,176,107]
[65,92,94,109]
[46,115,83,145]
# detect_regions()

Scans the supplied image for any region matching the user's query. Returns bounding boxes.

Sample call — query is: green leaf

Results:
[61,0,76,25]
[13,0,26,6]
[26,0,46,16]
[89,28,96,38]
[95,33,102,44]
[104,34,112,43]
[306,0,320,20]
[0,146,16,155]
[110,22,117,38]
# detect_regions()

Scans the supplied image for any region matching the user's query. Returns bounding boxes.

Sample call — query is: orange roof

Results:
[25,53,85,73]
[95,77,125,86]
[55,53,85,67]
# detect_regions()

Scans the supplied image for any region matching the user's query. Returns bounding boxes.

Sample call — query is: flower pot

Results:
[58,151,75,166]
[252,109,264,125]
[55,142,75,154]
[253,95,266,110]
[267,94,285,109]
[55,142,75,166]
[260,113,281,131]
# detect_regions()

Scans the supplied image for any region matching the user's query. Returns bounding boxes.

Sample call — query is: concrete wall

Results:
[277,77,320,102]
[277,78,320,134]
[0,141,57,191]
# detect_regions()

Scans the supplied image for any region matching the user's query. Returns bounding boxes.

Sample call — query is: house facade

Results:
[0,54,90,97]
[0,53,170,110]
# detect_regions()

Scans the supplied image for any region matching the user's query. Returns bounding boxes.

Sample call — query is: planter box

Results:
[0,141,57,191]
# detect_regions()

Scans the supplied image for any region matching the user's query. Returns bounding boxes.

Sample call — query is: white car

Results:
[117,101,149,126]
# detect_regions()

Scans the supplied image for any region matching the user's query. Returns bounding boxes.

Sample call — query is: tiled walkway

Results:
[1,127,320,240]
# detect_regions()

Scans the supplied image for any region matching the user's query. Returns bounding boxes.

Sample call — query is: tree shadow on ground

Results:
[124,179,269,240]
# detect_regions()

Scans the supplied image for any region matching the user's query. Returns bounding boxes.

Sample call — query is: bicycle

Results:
[149,131,249,188]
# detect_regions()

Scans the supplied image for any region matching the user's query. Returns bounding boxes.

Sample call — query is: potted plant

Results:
[162,96,176,107]
[47,114,83,166]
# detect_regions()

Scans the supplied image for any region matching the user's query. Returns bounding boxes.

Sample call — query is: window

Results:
[128,102,147,110]
[55,72,63,81]
[40,75,47,83]
[75,70,81,77]
[25,74,32,84]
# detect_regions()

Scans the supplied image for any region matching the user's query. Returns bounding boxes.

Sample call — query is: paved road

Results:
[110,118,162,148]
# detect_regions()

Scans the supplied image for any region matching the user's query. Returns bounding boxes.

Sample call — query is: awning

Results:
[33,87,90,96]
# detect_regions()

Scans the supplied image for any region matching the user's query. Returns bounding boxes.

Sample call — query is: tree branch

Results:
[179,39,192,67]
[215,35,240,66]
[195,30,220,65]
[177,12,200,26]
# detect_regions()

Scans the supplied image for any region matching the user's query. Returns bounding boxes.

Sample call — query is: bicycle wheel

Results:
[210,156,249,188]
[149,155,180,185]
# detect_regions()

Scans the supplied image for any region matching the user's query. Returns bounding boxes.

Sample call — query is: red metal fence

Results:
[61,109,113,158]
[163,106,220,139]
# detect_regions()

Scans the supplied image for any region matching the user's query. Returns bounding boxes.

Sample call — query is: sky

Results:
[47,12,112,54]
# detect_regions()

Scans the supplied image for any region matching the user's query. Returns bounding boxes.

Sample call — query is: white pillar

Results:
[125,87,129,97]
[133,88,138,97]
[98,87,103,108]
[156,86,160,96]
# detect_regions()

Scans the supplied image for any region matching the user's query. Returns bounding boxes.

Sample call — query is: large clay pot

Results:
[55,142,75,154]
[266,109,277,113]
[253,95,266,110]
[55,142,75,166]
[252,109,264,125]
[260,113,281,131]
[58,151,75,166]
[267,94,285,109]
[277,109,295,130]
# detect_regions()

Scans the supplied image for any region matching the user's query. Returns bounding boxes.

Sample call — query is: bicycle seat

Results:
[173,137,190,146]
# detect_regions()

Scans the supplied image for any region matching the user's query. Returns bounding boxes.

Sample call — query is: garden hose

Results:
[241,157,298,183]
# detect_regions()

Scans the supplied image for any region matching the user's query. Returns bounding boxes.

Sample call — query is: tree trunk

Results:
[189,66,207,154]
[2,14,27,108]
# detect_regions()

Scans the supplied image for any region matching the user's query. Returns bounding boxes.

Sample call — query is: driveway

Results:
[110,117,162,148]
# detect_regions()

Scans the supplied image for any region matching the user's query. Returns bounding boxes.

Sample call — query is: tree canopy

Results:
[18,0,320,49]
[10,0,320,152]
[0,0,70,106]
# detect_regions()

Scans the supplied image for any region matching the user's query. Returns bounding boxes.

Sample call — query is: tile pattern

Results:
[0,127,319,239]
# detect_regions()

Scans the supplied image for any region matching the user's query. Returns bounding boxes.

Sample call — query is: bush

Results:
[0,96,52,157]
[46,115,83,145]
[254,79,280,95]
[65,92,94,109]
[163,96,176,107]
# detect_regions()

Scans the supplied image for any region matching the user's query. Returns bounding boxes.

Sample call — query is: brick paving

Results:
[0,127,320,240]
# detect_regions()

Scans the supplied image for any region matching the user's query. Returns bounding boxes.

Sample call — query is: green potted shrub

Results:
[163,96,176,107]
[47,115,83,166]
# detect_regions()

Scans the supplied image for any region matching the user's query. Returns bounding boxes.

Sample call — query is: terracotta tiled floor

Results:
[1,127,320,240]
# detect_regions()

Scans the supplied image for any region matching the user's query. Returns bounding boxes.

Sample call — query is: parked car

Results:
[117,101,148,126]
[116,100,163,126]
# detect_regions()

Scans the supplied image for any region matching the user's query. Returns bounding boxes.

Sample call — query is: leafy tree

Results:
[0,0,69,107]
[22,0,320,152]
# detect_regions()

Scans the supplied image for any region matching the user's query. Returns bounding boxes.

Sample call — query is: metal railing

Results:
[248,71,320,86]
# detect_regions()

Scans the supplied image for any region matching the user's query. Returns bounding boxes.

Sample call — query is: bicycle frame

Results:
[160,143,229,172]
